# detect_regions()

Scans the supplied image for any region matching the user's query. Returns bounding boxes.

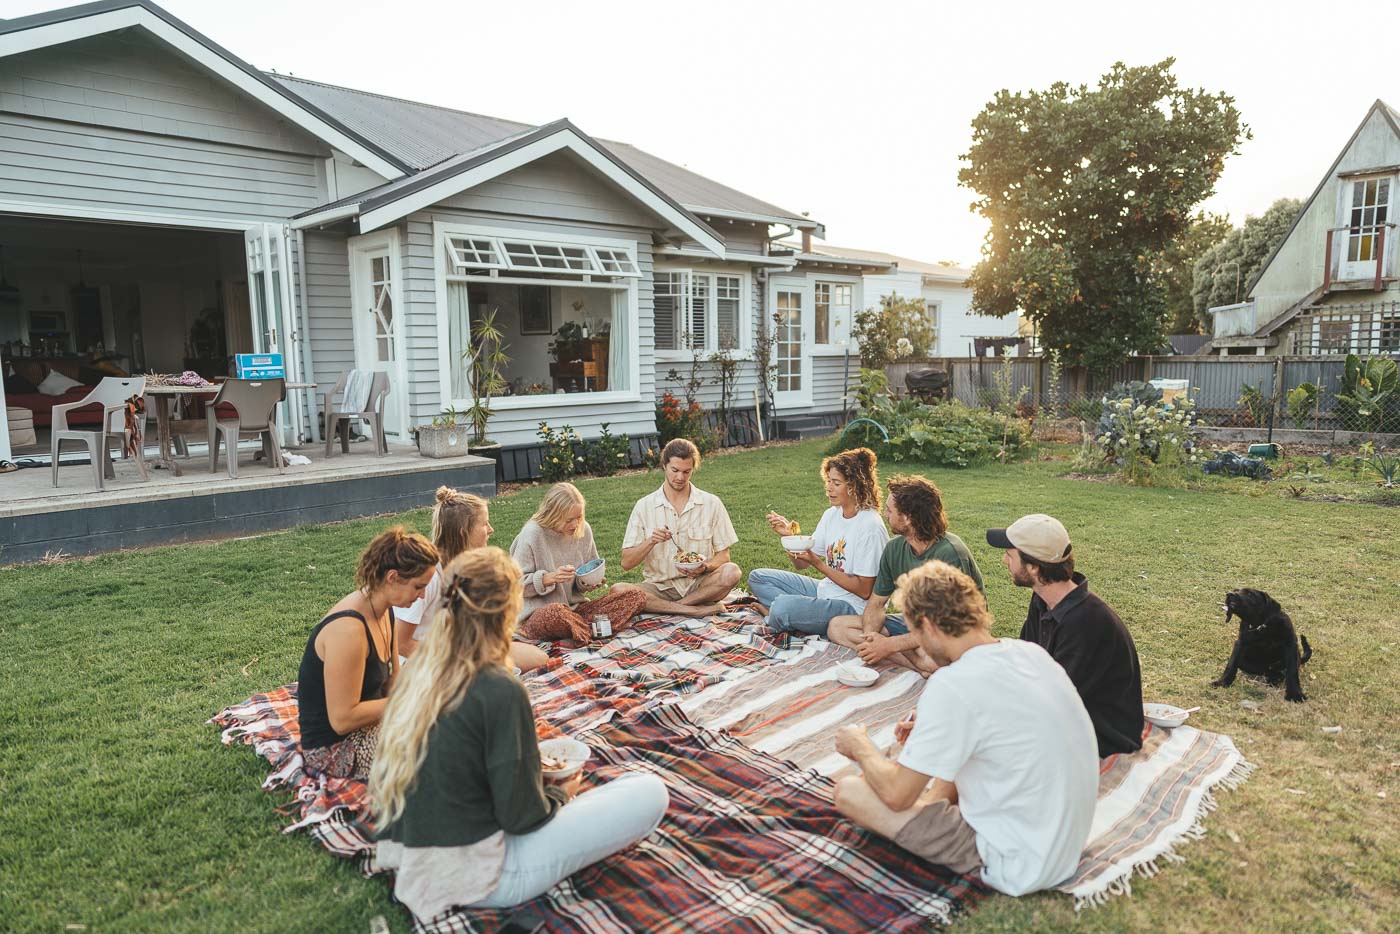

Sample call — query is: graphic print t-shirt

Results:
[809,506,888,612]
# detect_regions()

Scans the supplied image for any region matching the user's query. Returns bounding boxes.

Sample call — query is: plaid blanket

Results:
[681,644,1256,909]
[212,668,986,931]
[544,607,807,694]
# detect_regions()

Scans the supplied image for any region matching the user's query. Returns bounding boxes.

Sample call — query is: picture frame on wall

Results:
[519,285,551,335]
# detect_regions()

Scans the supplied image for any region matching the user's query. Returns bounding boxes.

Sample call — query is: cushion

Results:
[37,369,84,396]
[3,369,38,395]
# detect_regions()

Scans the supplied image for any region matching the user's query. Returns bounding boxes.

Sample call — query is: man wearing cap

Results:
[987,514,1144,758]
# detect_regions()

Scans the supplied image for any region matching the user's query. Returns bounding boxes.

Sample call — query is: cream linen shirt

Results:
[623,483,738,596]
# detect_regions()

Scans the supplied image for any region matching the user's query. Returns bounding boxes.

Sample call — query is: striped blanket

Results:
[681,644,1256,909]
[212,667,986,931]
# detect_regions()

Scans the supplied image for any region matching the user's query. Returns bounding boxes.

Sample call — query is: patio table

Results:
[145,381,314,476]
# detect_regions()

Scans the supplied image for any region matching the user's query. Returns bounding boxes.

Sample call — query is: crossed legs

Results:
[610,562,741,617]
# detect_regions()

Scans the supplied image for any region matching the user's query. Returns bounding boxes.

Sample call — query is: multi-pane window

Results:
[444,235,639,277]
[1319,320,1352,354]
[1347,177,1392,263]
[814,281,853,345]
[653,270,745,352]
[1379,316,1400,353]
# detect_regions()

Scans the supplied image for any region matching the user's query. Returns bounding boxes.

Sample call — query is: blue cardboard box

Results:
[235,353,285,379]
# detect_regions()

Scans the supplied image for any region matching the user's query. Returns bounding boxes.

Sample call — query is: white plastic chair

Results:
[50,376,149,490]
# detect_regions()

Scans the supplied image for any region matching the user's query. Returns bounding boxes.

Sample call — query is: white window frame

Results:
[444,232,641,278]
[434,221,642,412]
[810,274,861,356]
[652,266,752,360]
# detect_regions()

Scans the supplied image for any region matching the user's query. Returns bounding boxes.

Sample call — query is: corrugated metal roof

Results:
[271,74,811,228]
[780,242,971,279]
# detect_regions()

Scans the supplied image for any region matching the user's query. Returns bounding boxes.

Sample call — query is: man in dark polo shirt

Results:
[830,474,983,674]
[987,514,1143,757]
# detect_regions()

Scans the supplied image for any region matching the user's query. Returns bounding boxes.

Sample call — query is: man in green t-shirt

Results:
[830,475,983,674]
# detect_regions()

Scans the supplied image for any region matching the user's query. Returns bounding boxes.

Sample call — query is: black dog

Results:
[1211,588,1312,702]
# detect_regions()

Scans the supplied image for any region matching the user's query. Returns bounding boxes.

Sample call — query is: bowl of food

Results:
[781,535,816,553]
[673,550,707,572]
[1142,702,1192,729]
[575,556,606,588]
[837,664,879,688]
[538,737,591,779]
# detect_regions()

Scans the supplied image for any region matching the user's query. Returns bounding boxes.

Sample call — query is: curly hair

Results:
[820,447,881,512]
[895,560,991,638]
[887,474,948,542]
[355,526,439,591]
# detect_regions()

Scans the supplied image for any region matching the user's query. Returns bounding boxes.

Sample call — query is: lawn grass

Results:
[2,437,1398,932]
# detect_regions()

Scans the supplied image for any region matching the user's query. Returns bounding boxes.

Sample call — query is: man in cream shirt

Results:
[611,438,741,617]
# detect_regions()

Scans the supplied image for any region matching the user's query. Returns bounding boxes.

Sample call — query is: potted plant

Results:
[462,308,508,472]
[549,321,587,363]
[416,406,471,458]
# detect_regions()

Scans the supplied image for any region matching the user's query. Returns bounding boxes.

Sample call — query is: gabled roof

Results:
[297,120,726,257]
[779,241,969,279]
[273,74,819,232]
[1245,98,1400,300]
[0,0,409,179]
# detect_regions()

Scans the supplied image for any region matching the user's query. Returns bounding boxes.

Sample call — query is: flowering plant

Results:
[1093,390,1200,485]
[537,422,581,482]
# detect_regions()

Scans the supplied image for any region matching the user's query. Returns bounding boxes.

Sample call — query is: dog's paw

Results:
[1210,678,1230,688]
[1286,692,1306,703]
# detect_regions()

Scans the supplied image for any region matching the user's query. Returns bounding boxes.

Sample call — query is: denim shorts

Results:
[884,614,909,636]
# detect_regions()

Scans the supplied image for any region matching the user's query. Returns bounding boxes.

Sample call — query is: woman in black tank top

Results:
[299,528,438,779]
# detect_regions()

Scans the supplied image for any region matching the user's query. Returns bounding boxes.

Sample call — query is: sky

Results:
[7,0,1379,265]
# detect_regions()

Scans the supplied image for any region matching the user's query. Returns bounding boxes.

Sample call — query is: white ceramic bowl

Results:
[1143,703,1191,729]
[781,535,816,553]
[575,557,606,588]
[538,737,591,779]
[837,665,880,688]
[673,557,706,571]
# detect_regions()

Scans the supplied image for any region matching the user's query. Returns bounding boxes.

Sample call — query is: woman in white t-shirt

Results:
[396,486,549,673]
[749,447,889,638]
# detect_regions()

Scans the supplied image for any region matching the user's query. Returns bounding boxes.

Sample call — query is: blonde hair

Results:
[430,485,489,561]
[370,547,522,827]
[530,482,586,538]
[355,527,439,591]
[895,561,991,638]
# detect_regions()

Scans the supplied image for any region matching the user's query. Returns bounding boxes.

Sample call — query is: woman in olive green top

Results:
[829,475,983,674]
[370,547,668,918]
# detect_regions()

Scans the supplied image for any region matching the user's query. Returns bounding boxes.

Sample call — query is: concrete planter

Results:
[416,424,472,458]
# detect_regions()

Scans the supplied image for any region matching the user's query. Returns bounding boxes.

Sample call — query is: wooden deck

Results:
[0,443,495,564]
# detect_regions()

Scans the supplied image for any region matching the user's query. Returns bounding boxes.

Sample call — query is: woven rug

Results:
[682,643,1256,909]
[211,667,987,931]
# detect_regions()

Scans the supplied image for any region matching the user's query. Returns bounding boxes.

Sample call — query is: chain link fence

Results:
[883,355,1400,444]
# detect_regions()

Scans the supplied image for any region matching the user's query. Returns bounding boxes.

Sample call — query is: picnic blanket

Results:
[544,606,806,694]
[212,667,987,931]
[681,644,1257,909]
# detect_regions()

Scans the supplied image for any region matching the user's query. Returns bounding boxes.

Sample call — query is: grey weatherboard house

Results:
[0,0,892,477]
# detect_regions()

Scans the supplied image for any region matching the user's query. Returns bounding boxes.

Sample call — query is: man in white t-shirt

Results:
[833,561,1098,896]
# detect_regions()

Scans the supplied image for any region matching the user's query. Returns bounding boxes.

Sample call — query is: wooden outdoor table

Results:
[144,381,314,476]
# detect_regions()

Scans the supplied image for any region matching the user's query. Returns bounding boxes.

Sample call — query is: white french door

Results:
[1341,176,1392,281]
[243,223,303,441]
[349,231,407,440]
[771,278,811,408]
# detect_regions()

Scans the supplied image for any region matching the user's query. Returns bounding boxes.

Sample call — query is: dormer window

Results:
[1340,175,1393,280]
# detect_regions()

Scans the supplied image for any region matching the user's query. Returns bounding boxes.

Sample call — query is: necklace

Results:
[362,588,394,673]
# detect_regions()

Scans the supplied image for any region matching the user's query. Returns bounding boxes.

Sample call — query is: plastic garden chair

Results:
[207,377,287,478]
[322,369,390,457]
[50,376,149,490]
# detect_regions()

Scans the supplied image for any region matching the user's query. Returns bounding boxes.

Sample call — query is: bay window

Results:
[653,269,746,353]
[439,224,639,405]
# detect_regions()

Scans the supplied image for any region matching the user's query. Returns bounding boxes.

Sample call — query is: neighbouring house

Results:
[1207,99,1400,357]
[783,242,1022,358]
[0,0,898,473]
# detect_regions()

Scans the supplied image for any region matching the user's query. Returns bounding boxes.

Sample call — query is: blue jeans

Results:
[748,568,860,639]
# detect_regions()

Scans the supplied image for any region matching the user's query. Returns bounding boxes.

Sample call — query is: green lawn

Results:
[3,438,1397,932]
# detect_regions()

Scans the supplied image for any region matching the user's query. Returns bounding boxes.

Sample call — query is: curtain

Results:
[608,289,628,391]
[447,281,471,400]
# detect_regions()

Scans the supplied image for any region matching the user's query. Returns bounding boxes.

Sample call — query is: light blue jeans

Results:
[748,568,861,639]
[474,772,669,908]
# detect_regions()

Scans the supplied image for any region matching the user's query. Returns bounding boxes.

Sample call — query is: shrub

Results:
[1092,391,1200,486]
[837,399,1031,469]
[582,422,631,477]
[537,422,581,483]
[1286,382,1319,429]
[655,391,715,453]
[1238,382,1270,427]
[1336,353,1399,432]
[852,295,936,367]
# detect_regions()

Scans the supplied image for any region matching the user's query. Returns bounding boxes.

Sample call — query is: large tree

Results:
[1159,211,1232,334]
[1190,197,1303,329]
[959,60,1248,373]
